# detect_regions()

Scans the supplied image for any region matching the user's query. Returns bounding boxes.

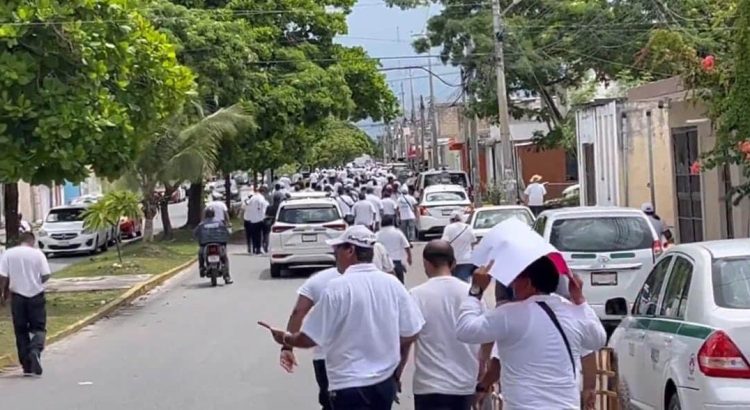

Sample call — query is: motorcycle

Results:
[203,243,228,287]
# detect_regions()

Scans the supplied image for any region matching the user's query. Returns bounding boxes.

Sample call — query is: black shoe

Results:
[28,351,42,376]
[224,277,234,285]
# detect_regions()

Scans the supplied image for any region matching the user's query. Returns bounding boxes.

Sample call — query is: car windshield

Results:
[46,208,85,223]
[473,209,533,229]
[278,205,340,224]
[423,172,468,188]
[425,191,466,202]
[713,257,750,309]
[550,216,654,252]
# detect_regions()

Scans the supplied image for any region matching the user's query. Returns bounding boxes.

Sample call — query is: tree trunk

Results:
[142,195,158,242]
[186,182,204,228]
[3,183,20,246]
[224,174,232,217]
[159,187,174,240]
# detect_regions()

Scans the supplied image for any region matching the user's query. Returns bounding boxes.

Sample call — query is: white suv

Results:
[38,205,111,257]
[268,196,346,278]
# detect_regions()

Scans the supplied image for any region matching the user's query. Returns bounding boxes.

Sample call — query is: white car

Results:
[467,205,535,241]
[607,239,750,410]
[268,197,346,278]
[534,207,660,329]
[415,184,472,240]
[38,205,111,256]
[414,169,471,199]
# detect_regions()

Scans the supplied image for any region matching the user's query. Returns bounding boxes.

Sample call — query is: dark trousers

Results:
[393,261,406,284]
[313,359,333,410]
[530,205,544,216]
[245,220,264,254]
[261,218,273,253]
[330,377,397,410]
[11,292,47,372]
[414,393,473,410]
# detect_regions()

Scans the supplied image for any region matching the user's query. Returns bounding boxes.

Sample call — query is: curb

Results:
[0,257,197,371]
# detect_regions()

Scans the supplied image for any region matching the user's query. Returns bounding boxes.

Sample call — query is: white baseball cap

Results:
[326,225,377,248]
[450,210,464,222]
[641,202,654,213]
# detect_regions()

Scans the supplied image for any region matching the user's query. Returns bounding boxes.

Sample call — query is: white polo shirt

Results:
[243,194,269,223]
[302,263,425,391]
[376,226,409,262]
[0,245,51,297]
[397,194,417,220]
[373,242,394,273]
[207,200,229,222]
[365,194,383,222]
[524,183,547,206]
[381,197,398,216]
[456,294,606,410]
[352,200,377,226]
[410,276,484,396]
[297,267,341,360]
[441,222,476,264]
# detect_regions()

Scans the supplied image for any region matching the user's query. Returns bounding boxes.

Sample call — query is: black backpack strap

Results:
[536,301,576,376]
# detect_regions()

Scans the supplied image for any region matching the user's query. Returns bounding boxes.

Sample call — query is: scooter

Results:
[203,243,229,287]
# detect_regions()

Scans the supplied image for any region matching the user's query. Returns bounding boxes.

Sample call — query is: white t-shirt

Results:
[352,200,377,226]
[376,227,410,262]
[297,267,341,359]
[373,242,395,273]
[336,195,354,216]
[381,197,398,216]
[410,276,483,395]
[524,183,547,206]
[302,263,425,391]
[365,194,383,222]
[441,222,476,264]
[243,194,269,223]
[0,245,51,297]
[207,200,229,222]
[398,194,417,220]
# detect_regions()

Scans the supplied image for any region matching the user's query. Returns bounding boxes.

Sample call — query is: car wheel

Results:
[270,264,283,278]
[101,238,109,252]
[667,391,681,410]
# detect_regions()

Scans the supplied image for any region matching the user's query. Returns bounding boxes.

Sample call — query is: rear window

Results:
[423,172,468,188]
[713,258,750,309]
[549,216,654,252]
[425,191,466,202]
[473,209,533,229]
[46,208,85,222]
[278,205,340,224]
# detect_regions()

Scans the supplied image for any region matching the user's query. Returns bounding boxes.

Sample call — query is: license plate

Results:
[58,240,69,246]
[441,210,453,216]
[302,234,317,243]
[591,272,618,286]
[207,255,221,263]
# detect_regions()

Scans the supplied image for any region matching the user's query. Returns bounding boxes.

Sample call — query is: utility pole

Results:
[409,69,417,167]
[399,82,407,161]
[428,56,439,168]
[419,95,427,172]
[492,0,518,203]
[462,68,482,206]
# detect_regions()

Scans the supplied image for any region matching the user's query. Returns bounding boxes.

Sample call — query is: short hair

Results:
[340,243,374,263]
[366,186,374,194]
[518,256,560,294]
[275,183,282,190]
[358,191,366,200]
[205,208,215,218]
[382,214,395,227]
[19,231,35,245]
[423,240,455,268]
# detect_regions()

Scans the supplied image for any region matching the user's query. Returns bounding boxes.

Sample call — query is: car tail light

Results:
[323,223,346,231]
[464,205,474,213]
[272,225,293,233]
[698,331,750,378]
[418,206,428,216]
[652,240,663,258]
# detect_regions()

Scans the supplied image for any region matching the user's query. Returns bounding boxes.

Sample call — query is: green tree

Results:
[0,0,194,241]
[82,191,142,264]
[306,119,375,168]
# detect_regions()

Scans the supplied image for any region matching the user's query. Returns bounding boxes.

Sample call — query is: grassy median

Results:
[0,290,125,360]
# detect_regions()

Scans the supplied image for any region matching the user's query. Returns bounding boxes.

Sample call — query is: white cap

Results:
[400,186,409,193]
[450,210,464,222]
[326,225,377,248]
[641,202,654,213]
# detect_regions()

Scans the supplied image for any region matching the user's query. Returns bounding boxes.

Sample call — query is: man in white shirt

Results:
[376,215,411,283]
[408,240,489,410]
[524,174,547,216]
[397,186,418,241]
[336,186,355,224]
[380,188,398,221]
[279,266,341,410]
[456,220,606,410]
[441,211,476,282]
[244,187,269,255]
[352,191,377,230]
[0,232,52,376]
[206,199,229,225]
[259,225,425,410]
[365,187,383,230]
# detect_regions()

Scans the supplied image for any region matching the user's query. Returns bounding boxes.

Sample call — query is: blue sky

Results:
[335,1,460,135]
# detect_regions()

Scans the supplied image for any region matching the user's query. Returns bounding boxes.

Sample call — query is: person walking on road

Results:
[365,187,384,231]
[0,232,51,376]
[244,187,269,255]
[376,215,411,283]
[397,186,417,242]
[352,191,377,230]
[407,240,490,410]
[524,175,547,216]
[641,202,674,244]
[336,186,355,225]
[441,211,476,282]
[381,188,398,223]
[259,225,425,410]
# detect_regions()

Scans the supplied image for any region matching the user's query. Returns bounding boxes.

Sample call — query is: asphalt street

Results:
[0,242,442,410]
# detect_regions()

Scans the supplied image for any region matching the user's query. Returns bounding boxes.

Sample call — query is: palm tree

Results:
[82,191,142,264]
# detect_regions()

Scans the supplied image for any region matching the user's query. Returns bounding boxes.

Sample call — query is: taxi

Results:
[606,239,750,410]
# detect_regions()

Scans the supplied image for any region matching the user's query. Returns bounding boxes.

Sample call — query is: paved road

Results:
[0,243,438,409]
[48,201,189,273]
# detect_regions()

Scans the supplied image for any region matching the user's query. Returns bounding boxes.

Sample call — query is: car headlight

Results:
[38,229,48,237]
[82,229,93,235]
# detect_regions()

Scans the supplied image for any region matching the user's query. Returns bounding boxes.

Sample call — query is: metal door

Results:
[671,127,703,243]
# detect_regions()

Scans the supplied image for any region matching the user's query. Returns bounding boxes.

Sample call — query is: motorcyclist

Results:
[193,208,233,284]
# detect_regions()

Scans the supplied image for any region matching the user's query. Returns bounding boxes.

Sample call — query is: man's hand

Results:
[407,255,413,266]
[279,349,298,373]
[471,260,495,293]
[568,273,586,305]
[258,321,288,346]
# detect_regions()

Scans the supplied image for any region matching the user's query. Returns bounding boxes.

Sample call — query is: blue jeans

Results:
[400,219,415,242]
[453,263,475,282]
[329,377,397,410]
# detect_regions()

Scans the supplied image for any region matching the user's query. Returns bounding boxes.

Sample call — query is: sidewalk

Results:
[46,274,153,292]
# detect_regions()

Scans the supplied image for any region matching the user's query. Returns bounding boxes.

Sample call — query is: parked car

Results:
[467,205,535,242]
[415,184,472,240]
[533,207,661,330]
[37,205,112,256]
[70,194,103,205]
[119,216,143,239]
[607,239,750,410]
[268,196,346,278]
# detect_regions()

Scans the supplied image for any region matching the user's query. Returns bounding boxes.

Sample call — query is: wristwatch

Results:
[469,284,484,299]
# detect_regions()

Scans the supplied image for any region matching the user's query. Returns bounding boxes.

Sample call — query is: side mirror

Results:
[605,297,628,316]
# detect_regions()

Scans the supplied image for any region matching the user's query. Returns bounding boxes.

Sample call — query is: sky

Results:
[334,0,460,136]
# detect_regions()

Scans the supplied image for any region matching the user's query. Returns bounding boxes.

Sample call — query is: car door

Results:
[643,254,694,409]
[625,255,673,408]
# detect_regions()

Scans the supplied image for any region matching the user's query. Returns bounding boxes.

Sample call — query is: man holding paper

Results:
[456,219,606,410]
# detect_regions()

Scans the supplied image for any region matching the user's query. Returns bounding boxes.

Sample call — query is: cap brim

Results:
[326,238,346,247]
